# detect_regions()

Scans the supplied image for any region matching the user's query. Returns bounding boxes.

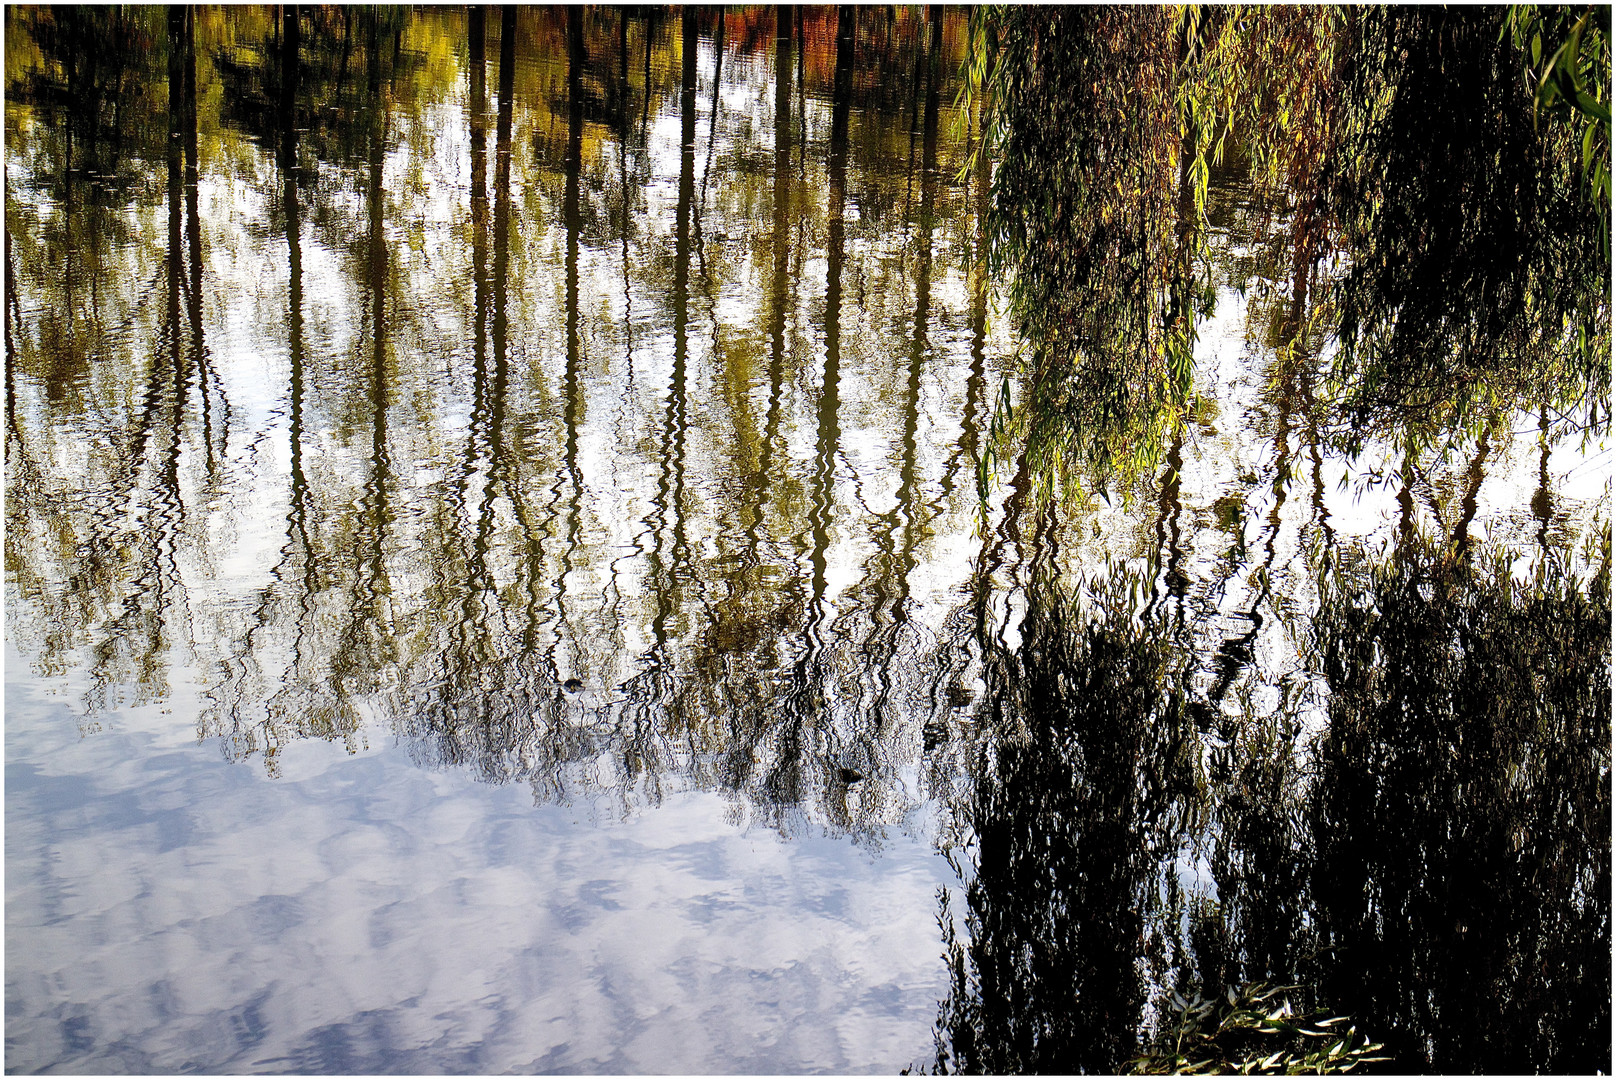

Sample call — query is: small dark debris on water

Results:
[562,678,584,693]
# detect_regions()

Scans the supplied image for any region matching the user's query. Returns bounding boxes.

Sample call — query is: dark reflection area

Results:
[927,534,1610,1075]
[4,6,1610,1075]
[212,6,421,169]
[2,2,171,352]
[1306,544,1611,1073]
[929,557,1202,1075]
[1327,7,1610,439]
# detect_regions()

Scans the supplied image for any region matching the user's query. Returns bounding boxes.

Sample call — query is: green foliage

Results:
[970,7,1216,505]
[1125,983,1388,1075]
[968,6,1611,501]
[1505,4,1611,230]
[967,7,1354,504]
[1326,7,1610,441]
[1213,8,1349,268]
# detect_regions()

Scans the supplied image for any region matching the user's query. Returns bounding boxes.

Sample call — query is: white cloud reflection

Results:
[7,665,955,1074]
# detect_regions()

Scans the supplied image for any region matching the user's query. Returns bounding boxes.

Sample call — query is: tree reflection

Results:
[4,11,1607,1073]
[1328,7,1609,439]
[930,560,1201,1075]
[928,533,1610,1074]
[1306,543,1611,1072]
[972,6,1609,499]
[973,7,1206,499]
[63,9,212,716]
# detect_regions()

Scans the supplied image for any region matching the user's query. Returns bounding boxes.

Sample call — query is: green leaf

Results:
[1573,88,1610,123]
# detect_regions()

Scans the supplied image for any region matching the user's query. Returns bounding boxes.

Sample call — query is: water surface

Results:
[5,6,1610,1074]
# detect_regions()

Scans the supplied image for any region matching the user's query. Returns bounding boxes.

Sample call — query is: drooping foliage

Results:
[972,6,1212,499]
[970,5,1611,497]
[1326,6,1611,440]
[1506,5,1611,237]
[1212,7,1349,277]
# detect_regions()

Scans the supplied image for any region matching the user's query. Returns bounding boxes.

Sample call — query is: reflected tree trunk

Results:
[795,3,806,155]
[1448,426,1492,560]
[182,8,220,484]
[761,3,857,814]
[281,5,312,594]
[697,9,724,229]
[1533,407,1553,550]
[451,3,494,687]
[1397,452,1417,541]
[1146,425,1187,629]
[746,5,793,557]
[806,5,853,649]
[1199,349,1294,725]
[552,5,588,664]
[160,9,193,544]
[946,95,991,502]
[4,220,15,449]
[212,5,316,758]
[165,7,186,448]
[866,5,941,727]
[333,20,397,695]
[617,8,635,384]
[467,2,488,484]
[649,11,699,660]
[640,9,656,146]
[492,7,548,681]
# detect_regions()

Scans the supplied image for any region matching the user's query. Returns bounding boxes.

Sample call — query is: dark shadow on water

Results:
[926,535,1610,1074]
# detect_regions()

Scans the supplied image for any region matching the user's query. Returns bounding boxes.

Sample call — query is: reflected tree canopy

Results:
[1326,7,1610,440]
[929,559,1202,1074]
[1306,543,1610,1072]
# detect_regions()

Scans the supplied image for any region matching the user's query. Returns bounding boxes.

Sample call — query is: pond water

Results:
[5,7,1610,1074]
